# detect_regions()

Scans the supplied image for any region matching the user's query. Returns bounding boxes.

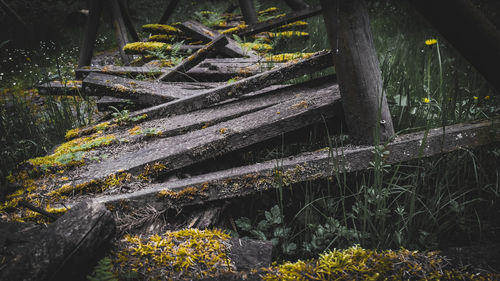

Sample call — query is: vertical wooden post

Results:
[117,0,140,42]
[409,0,500,94]
[320,0,394,144]
[108,0,132,65]
[158,0,180,24]
[238,0,258,25]
[78,0,104,67]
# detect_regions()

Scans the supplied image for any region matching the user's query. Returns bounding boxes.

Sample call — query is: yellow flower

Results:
[422,98,430,103]
[473,96,478,100]
[484,95,490,100]
[425,39,438,46]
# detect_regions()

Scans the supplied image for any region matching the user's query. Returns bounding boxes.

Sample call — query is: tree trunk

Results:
[320,0,394,144]
[78,0,104,67]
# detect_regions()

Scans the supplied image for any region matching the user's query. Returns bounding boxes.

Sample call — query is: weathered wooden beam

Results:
[69,84,341,188]
[180,20,249,58]
[238,7,322,37]
[238,0,258,25]
[158,0,180,24]
[38,81,82,96]
[96,96,135,112]
[409,0,500,94]
[117,0,140,42]
[97,118,500,211]
[78,0,105,67]
[75,59,276,80]
[128,50,333,120]
[108,0,133,65]
[82,73,221,106]
[321,0,394,144]
[158,35,229,82]
[0,201,115,281]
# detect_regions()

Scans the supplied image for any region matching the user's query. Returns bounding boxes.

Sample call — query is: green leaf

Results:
[235,217,252,231]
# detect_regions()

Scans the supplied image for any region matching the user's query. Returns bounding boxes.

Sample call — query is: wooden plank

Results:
[180,20,249,58]
[238,7,322,37]
[158,0,180,24]
[64,84,341,190]
[38,81,83,96]
[128,50,333,120]
[321,0,394,144]
[96,96,135,112]
[109,0,133,65]
[97,118,500,211]
[238,0,258,25]
[75,59,276,80]
[78,0,105,67]
[123,43,204,55]
[158,35,229,82]
[409,0,500,94]
[82,73,221,106]
[117,0,140,42]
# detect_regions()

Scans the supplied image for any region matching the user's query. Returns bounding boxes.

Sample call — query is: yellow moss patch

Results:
[65,121,112,141]
[265,52,314,62]
[219,127,228,134]
[142,24,179,34]
[263,31,309,39]
[113,228,232,280]
[138,162,168,181]
[240,42,273,53]
[148,34,178,43]
[123,42,171,55]
[278,21,308,30]
[128,125,142,135]
[263,246,498,280]
[258,7,279,16]
[48,172,132,199]
[157,183,209,201]
[221,24,248,35]
[28,134,116,171]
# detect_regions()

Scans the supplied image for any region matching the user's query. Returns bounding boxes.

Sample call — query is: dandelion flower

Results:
[484,95,490,100]
[422,97,430,103]
[473,96,478,100]
[425,39,438,46]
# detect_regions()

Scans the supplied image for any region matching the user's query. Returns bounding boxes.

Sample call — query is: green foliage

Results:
[87,257,117,281]
[145,41,185,65]
[110,107,146,124]
[193,11,225,28]
[236,205,297,256]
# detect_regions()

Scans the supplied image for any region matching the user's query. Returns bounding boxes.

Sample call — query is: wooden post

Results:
[320,0,394,144]
[409,0,500,94]
[117,0,140,42]
[108,0,133,65]
[158,0,180,24]
[238,0,258,25]
[158,35,229,82]
[78,0,104,67]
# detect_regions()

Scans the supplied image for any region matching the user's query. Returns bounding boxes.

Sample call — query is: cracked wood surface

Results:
[96,118,500,211]
[127,51,333,119]
[68,83,341,189]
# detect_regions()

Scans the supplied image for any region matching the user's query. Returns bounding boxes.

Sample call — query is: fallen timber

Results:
[75,59,276,81]
[63,83,341,190]
[97,118,500,211]
[180,20,250,58]
[158,35,229,82]
[238,7,322,37]
[82,73,222,106]
[100,78,334,144]
[128,50,333,120]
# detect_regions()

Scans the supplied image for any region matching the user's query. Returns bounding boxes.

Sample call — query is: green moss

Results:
[113,229,232,280]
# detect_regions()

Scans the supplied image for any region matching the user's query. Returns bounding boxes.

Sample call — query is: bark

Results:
[321,0,394,144]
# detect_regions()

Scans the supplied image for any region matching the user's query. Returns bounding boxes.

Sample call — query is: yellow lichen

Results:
[157,185,208,200]
[258,7,279,16]
[278,21,308,30]
[219,127,228,134]
[148,34,178,42]
[113,228,232,280]
[262,31,309,39]
[48,172,132,199]
[123,42,171,55]
[262,246,498,280]
[265,52,314,62]
[128,125,142,135]
[240,42,273,53]
[221,24,248,35]
[138,162,168,181]
[142,24,179,34]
